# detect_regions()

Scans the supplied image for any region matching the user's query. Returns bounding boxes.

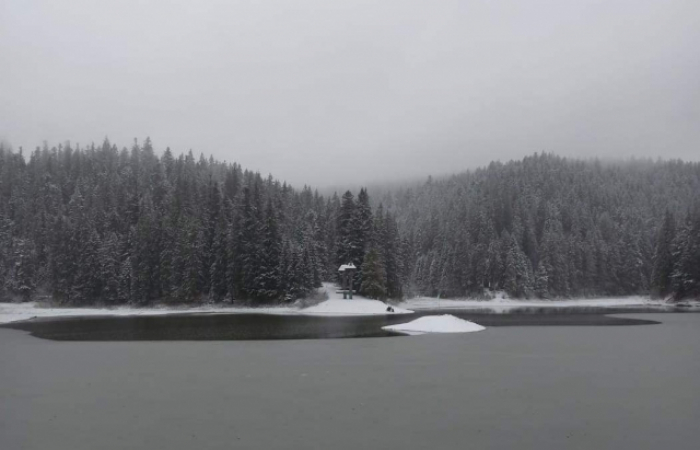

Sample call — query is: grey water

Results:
[1,313,699,450]
[2,307,664,341]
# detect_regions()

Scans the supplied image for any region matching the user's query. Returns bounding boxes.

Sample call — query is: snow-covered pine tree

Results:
[208,215,229,302]
[504,233,531,298]
[354,188,373,271]
[360,247,387,300]
[254,198,283,302]
[670,205,700,300]
[336,190,357,268]
[651,210,677,298]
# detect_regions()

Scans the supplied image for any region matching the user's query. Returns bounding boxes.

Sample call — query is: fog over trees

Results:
[0,142,698,305]
[379,154,700,300]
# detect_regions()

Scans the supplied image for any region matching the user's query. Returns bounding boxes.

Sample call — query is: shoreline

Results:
[3,297,698,325]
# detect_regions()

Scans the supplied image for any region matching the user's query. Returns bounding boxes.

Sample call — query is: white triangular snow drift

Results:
[383,314,485,335]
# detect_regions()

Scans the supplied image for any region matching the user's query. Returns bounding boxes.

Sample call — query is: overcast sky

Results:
[1,0,698,187]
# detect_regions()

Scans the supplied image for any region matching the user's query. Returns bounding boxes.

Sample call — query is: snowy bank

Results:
[300,299,413,316]
[297,282,413,316]
[399,296,669,313]
[383,315,485,335]
[0,302,297,325]
[0,282,406,324]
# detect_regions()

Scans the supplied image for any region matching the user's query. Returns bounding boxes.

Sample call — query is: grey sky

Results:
[1,0,698,187]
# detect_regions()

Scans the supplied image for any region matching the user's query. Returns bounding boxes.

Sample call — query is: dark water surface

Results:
[1,313,699,450]
[2,308,664,341]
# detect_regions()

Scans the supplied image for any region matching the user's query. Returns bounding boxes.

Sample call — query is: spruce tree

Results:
[360,247,387,300]
[256,199,283,302]
[651,210,677,298]
[336,191,357,267]
[670,206,700,300]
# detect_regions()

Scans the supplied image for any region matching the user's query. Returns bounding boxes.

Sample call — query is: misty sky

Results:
[1,0,698,187]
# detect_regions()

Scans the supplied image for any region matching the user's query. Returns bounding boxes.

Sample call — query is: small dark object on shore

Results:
[386,306,394,312]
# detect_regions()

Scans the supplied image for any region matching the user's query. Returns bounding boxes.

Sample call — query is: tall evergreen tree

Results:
[336,191,357,267]
[670,206,700,300]
[360,247,387,300]
[255,199,283,302]
[651,210,676,298]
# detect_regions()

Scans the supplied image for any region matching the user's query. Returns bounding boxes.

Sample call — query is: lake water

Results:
[1,312,698,450]
[2,307,662,341]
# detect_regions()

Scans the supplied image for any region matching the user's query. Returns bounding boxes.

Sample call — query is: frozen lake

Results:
[1,307,663,340]
[1,312,699,449]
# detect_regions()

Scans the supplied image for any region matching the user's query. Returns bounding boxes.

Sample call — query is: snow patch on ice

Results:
[383,314,485,335]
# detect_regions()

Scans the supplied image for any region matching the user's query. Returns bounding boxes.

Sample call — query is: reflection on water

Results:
[2,307,665,341]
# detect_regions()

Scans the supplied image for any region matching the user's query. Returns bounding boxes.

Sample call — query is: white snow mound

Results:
[301,299,413,316]
[383,314,485,335]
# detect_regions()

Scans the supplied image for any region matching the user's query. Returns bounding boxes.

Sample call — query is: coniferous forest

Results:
[380,154,700,300]
[0,141,698,305]
[0,139,403,305]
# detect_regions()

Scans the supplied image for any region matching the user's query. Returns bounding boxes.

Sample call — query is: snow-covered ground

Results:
[300,283,413,315]
[399,296,671,313]
[0,283,410,324]
[0,302,297,325]
[383,314,485,335]
[3,283,690,325]
[301,299,413,315]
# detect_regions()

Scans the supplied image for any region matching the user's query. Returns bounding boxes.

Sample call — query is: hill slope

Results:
[380,154,700,299]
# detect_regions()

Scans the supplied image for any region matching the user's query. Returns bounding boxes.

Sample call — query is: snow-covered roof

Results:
[338,263,356,272]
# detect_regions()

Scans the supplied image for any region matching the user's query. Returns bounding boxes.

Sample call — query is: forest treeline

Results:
[0,139,403,305]
[1,142,699,304]
[379,154,700,300]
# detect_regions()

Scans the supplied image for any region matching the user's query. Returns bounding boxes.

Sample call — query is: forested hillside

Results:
[380,154,700,300]
[0,140,403,305]
[1,144,698,304]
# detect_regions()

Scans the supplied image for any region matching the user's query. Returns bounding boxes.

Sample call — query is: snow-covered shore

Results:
[399,296,673,313]
[0,302,298,325]
[0,283,411,324]
[299,283,413,315]
[3,283,691,325]
[0,299,409,325]
[301,299,413,315]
